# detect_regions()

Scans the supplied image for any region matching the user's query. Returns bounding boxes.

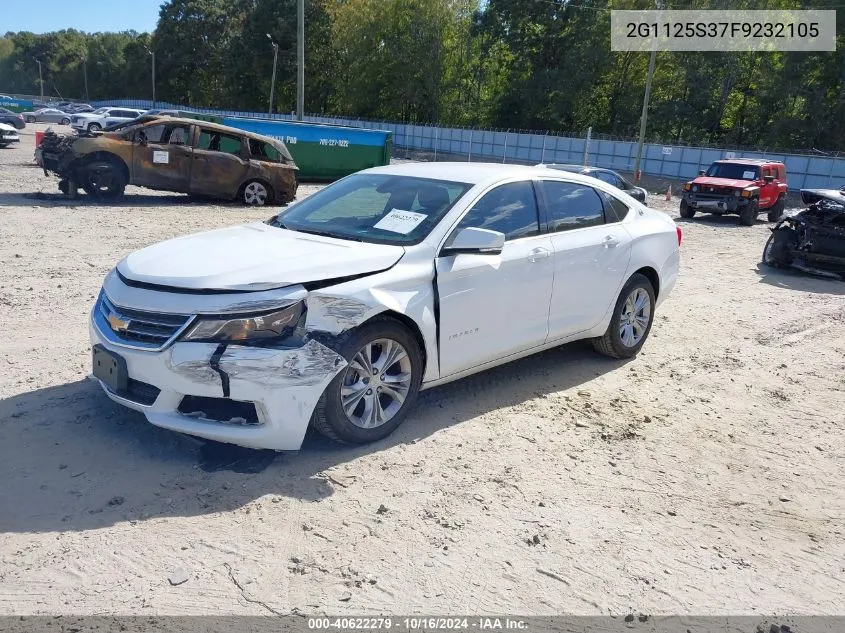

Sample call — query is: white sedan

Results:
[89,163,681,450]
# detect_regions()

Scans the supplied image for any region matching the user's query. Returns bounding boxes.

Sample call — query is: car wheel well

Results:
[631,266,659,299]
[75,152,129,181]
[359,311,428,375]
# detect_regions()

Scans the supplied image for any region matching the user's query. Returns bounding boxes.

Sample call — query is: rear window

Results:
[601,191,630,222]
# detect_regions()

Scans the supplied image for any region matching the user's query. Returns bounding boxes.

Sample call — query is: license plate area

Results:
[92,344,128,393]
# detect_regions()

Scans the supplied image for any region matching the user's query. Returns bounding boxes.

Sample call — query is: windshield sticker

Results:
[153,151,169,164]
[373,209,427,234]
[742,170,756,180]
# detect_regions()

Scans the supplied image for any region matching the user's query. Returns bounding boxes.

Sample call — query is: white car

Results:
[89,163,681,450]
[70,107,145,132]
[0,122,20,147]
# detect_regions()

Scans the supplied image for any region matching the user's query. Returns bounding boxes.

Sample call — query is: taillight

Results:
[676,225,683,246]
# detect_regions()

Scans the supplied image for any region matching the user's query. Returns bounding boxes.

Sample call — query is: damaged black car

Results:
[763,187,845,280]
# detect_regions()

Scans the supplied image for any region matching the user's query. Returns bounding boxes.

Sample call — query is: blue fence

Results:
[92,99,845,190]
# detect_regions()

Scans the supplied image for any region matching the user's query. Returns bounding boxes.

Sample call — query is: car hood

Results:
[117,222,406,291]
[693,176,755,189]
[0,122,17,133]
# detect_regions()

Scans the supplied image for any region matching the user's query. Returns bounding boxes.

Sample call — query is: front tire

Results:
[767,196,785,222]
[80,161,126,200]
[679,199,695,219]
[311,319,424,444]
[763,227,796,269]
[26,116,35,123]
[739,199,759,226]
[88,122,102,132]
[592,273,656,359]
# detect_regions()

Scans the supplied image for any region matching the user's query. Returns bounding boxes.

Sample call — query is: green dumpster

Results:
[222,117,392,181]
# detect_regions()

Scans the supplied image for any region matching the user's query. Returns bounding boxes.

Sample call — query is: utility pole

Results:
[145,49,156,108]
[34,58,43,102]
[266,34,279,116]
[81,55,89,101]
[296,0,304,121]
[633,0,660,181]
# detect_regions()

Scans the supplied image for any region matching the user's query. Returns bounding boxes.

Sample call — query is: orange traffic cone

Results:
[665,185,672,201]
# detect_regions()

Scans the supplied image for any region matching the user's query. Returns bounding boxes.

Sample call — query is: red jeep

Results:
[680,159,788,225]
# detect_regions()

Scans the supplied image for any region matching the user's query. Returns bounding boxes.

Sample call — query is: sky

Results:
[3,0,162,34]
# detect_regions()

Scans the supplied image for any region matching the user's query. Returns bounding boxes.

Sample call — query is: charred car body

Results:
[40,117,298,205]
[681,159,788,225]
[763,186,845,280]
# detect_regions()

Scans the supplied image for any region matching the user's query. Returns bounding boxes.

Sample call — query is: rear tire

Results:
[767,196,785,222]
[60,117,70,125]
[311,319,424,444]
[241,180,274,206]
[738,199,759,226]
[679,199,695,219]
[25,115,35,123]
[592,273,656,360]
[80,161,126,200]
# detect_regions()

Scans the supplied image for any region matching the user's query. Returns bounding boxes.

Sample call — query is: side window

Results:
[249,138,281,163]
[139,124,165,143]
[594,171,622,188]
[601,191,630,223]
[762,166,772,178]
[165,125,190,145]
[197,129,243,155]
[454,181,540,241]
[540,181,605,232]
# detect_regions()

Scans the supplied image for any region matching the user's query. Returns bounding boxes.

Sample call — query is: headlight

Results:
[183,302,304,343]
[692,185,699,192]
[734,189,741,197]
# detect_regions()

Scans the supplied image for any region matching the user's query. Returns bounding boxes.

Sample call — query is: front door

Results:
[189,128,250,199]
[131,122,193,192]
[759,166,779,208]
[537,180,633,339]
[436,180,554,377]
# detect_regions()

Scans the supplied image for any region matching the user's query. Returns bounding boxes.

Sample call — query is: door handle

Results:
[603,235,620,248]
[528,247,551,262]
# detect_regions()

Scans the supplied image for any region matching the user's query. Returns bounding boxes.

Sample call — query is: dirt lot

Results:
[1,123,843,616]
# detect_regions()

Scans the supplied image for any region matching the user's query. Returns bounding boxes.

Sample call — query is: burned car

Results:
[39,117,298,205]
[763,187,845,280]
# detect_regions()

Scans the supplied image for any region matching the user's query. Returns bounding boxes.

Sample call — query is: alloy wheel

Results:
[619,287,651,348]
[339,338,413,429]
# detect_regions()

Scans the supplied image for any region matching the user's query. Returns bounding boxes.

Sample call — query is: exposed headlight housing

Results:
[183,302,304,343]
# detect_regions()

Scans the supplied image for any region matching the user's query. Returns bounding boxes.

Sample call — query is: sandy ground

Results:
[1,123,844,617]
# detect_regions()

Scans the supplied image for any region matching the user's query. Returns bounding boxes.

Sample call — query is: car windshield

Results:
[272,173,472,245]
[92,107,109,114]
[705,162,760,180]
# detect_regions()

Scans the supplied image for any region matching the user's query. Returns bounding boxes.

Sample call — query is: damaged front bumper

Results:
[89,309,347,451]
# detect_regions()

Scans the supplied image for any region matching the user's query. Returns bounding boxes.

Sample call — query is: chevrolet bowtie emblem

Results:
[108,313,131,332]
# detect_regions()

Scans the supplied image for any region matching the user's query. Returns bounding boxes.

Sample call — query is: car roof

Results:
[713,159,783,166]
[360,161,619,187]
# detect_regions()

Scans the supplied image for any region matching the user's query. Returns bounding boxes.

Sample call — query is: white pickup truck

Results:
[70,107,145,132]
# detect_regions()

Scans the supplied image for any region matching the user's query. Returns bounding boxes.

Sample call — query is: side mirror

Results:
[442,227,505,256]
[698,169,706,176]
[763,175,774,184]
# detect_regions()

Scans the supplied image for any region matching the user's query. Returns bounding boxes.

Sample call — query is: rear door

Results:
[131,121,193,192]
[189,127,250,198]
[538,179,633,340]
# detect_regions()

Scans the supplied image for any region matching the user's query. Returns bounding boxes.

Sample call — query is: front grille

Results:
[95,291,194,351]
[178,396,261,426]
